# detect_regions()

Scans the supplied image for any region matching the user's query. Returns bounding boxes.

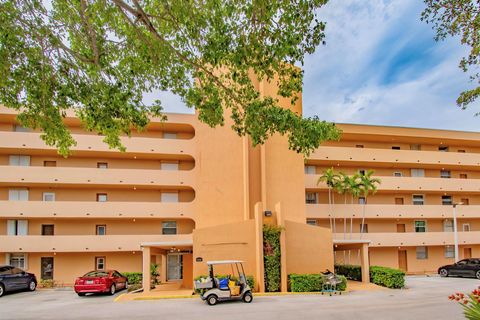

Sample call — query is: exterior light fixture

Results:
[264,210,272,217]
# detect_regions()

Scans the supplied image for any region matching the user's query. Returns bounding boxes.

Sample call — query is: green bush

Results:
[288,274,347,292]
[369,266,405,289]
[123,272,142,285]
[335,264,361,281]
[40,279,55,288]
[127,283,142,292]
[263,224,282,292]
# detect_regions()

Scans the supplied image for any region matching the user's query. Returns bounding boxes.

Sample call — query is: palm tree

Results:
[335,173,351,239]
[348,174,362,239]
[318,168,340,234]
[359,170,381,239]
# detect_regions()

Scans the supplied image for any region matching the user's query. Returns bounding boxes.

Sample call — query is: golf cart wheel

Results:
[439,268,449,277]
[242,291,253,303]
[476,270,480,280]
[206,294,218,306]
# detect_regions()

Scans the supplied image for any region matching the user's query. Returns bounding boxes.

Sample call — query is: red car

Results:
[74,270,128,296]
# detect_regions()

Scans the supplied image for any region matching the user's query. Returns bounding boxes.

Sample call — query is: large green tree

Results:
[0,0,340,156]
[422,0,480,108]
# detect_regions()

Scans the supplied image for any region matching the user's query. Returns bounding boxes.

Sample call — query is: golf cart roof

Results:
[206,260,244,265]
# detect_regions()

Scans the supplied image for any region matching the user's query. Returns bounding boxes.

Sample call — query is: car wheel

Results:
[0,284,4,297]
[206,294,218,306]
[439,269,449,277]
[476,270,480,280]
[242,291,253,303]
[109,284,116,295]
[28,281,36,291]
[77,293,86,297]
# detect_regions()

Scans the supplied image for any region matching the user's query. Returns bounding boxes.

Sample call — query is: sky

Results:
[158,0,480,132]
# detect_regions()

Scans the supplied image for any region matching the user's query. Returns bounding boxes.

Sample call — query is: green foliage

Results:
[39,279,55,288]
[150,263,160,286]
[127,283,142,292]
[123,272,142,285]
[422,1,480,108]
[288,274,347,292]
[334,264,361,281]
[369,266,405,289]
[263,224,282,292]
[0,0,340,156]
[449,288,480,320]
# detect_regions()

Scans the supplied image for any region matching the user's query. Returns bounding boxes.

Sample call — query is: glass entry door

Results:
[41,257,54,280]
[167,254,183,281]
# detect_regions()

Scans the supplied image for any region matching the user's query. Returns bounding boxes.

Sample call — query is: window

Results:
[97,162,108,169]
[95,257,106,271]
[358,197,366,204]
[43,161,56,167]
[444,246,455,258]
[96,193,108,202]
[305,192,318,204]
[161,192,179,203]
[393,172,403,177]
[355,144,364,148]
[360,224,368,233]
[0,266,13,275]
[42,225,54,236]
[461,198,469,205]
[161,161,179,171]
[416,246,428,259]
[8,189,29,201]
[41,257,54,279]
[463,224,471,232]
[96,225,106,235]
[395,198,404,205]
[7,220,28,235]
[163,132,177,139]
[440,170,451,178]
[459,174,467,179]
[9,155,30,166]
[304,165,316,174]
[414,220,426,233]
[442,196,452,206]
[13,124,30,132]
[392,146,401,150]
[410,144,421,151]
[412,195,424,205]
[443,219,453,232]
[411,169,425,177]
[9,254,27,269]
[42,192,55,202]
[458,149,466,153]
[162,221,177,235]
[439,146,449,152]
[306,219,317,226]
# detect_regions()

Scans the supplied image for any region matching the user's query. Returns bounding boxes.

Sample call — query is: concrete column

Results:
[142,246,151,292]
[160,253,167,283]
[360,243,370,284]
[254,202,265,293]
[275,202,288,293]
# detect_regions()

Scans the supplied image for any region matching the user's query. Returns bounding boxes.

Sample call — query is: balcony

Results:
[0,201,195,220]
[306,204,480,219]
[0,234,193,252]
[0,166,195,188]
[333,231,480,247]
[309,146,480,168]
[0,131,196,157]
[307,174,480,193]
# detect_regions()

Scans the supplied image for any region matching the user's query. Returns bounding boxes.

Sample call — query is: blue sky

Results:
[159,0,480,131]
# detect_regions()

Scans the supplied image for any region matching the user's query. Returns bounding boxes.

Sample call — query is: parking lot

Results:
[1,276,478,320]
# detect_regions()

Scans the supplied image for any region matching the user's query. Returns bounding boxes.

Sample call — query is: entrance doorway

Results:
[464,248,472,259]
[167,254,183,281]
[41,257,54,280]
[398,250,407,272]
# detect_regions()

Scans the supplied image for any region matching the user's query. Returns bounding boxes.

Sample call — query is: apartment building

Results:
[306,124,480,274]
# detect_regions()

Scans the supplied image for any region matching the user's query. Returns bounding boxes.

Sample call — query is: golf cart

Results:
[194,260,253,306]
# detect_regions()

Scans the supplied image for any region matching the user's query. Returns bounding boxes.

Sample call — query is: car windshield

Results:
[83,271,109,277]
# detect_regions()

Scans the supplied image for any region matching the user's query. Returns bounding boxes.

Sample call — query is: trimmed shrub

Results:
[335,264,361,281]
[39,279,55,288]
[123,272,142,285]
[369,266,405,289]
[288,274,347,292]
[263,224,282,292]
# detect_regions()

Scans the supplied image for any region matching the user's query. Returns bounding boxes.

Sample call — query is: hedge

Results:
[194,274,255,294]
[263,224,282,292]
[288,274,347,292]
[334,264,405,289]
[123,272,142,285]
